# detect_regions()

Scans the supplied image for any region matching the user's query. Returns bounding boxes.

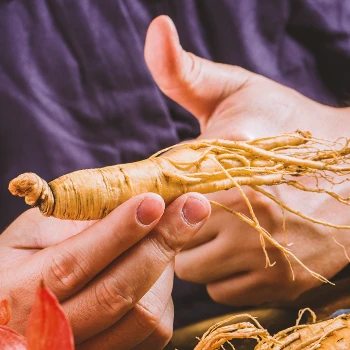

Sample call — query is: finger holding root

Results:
[194,310,350,350]
[8,130,350,283]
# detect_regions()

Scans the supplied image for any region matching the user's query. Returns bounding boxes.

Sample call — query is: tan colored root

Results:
[193,313,278,350]
[195,311,350,350]
[8,130,350,282]
[9,130,350,220]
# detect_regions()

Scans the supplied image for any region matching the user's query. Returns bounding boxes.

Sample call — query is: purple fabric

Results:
[1,0,350,328]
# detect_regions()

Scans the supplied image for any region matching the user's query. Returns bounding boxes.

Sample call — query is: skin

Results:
[1,14,349,350]
[0,193,211,349]
[145,16,350,306]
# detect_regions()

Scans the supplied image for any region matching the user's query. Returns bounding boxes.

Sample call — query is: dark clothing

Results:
[1,0,350,328]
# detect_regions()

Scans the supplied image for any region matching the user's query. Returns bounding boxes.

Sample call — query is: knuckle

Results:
[134,297,173,348]
[157,215,196,253]
[175,253,218,284]
[231,65,250,79]
[182,53,203,91]
[94,278,134,317]
[148,227,181,264]
[224,128,253,142]
[133,300,164,332]
[206,285,226,304]
[225,65,252,92]
[174,261,186,280]
[44,248,90,296]
[282,290,301,302]
[279,273,309,301]
[246,190,279,219]
[152,323,173,348]
[247,189,270,207]
[175,262,194,282]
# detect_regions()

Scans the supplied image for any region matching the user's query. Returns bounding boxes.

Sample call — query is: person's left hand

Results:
[0,192,210,349]
[144,15,350,306]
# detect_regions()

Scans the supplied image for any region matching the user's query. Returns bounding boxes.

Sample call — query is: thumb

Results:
[144,15,252,129]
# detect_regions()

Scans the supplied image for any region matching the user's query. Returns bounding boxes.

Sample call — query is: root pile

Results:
[195,310,350,350]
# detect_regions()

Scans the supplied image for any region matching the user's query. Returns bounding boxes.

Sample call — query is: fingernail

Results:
[137,195,164,226]
[181,196,209,226]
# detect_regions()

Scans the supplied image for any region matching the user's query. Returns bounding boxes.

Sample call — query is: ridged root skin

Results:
[194,312,350,350]
[7,130,350,222]
[7,146,285,221]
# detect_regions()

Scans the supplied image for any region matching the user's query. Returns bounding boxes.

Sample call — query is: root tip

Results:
[9,173,41,199]
[9,173,55,216]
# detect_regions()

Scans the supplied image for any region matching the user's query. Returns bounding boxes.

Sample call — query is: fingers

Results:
[77,265,174,349]
[175,224,294,284]
[206,269,301,307]
[175,192,261,283]
[40,193,165,299]
[180,190,241,250]
[176,233,270,284]
[131,300,174,350]
[0,208,95,249]
[204,247,319,306]
[207,272,266,306]
[144,15,253,128]
[176,237,247,284]
[176,188,283,283]
[63,193,211,342]
[78,301,173,350]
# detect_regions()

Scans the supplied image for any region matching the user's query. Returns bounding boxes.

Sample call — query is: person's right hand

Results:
[144,15,350,308]
[0,192,210,349]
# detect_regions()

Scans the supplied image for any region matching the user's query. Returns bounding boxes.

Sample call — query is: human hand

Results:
[144,16,350,306]
[0,192,210,349]
[144,17,349,142]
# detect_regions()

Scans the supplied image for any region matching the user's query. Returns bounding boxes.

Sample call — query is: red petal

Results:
[0,325,27,349]
[26,283,74,350]
[0,300,11,326]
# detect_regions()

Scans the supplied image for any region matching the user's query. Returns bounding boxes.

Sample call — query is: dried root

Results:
[8,130,350,283]
[195,310,350,350]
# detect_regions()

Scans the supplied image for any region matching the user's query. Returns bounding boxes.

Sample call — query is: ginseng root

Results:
[194,310,350,350]
[8,130,350,283]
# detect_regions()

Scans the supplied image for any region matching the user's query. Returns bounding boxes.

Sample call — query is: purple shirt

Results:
[1,0,350,328]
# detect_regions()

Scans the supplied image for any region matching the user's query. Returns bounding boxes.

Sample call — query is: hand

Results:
[0,192,210,349]
[144,16,350,306]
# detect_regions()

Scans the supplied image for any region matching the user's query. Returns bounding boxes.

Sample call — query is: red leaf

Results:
[0,325,27,349]
[26,283,74,350]
[0,300,11,326]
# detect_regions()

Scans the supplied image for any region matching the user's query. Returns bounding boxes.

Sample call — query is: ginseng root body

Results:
[8,131,350,282]
[8,131,350,221]
[9,134,307,220]
[8,143,282,220]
